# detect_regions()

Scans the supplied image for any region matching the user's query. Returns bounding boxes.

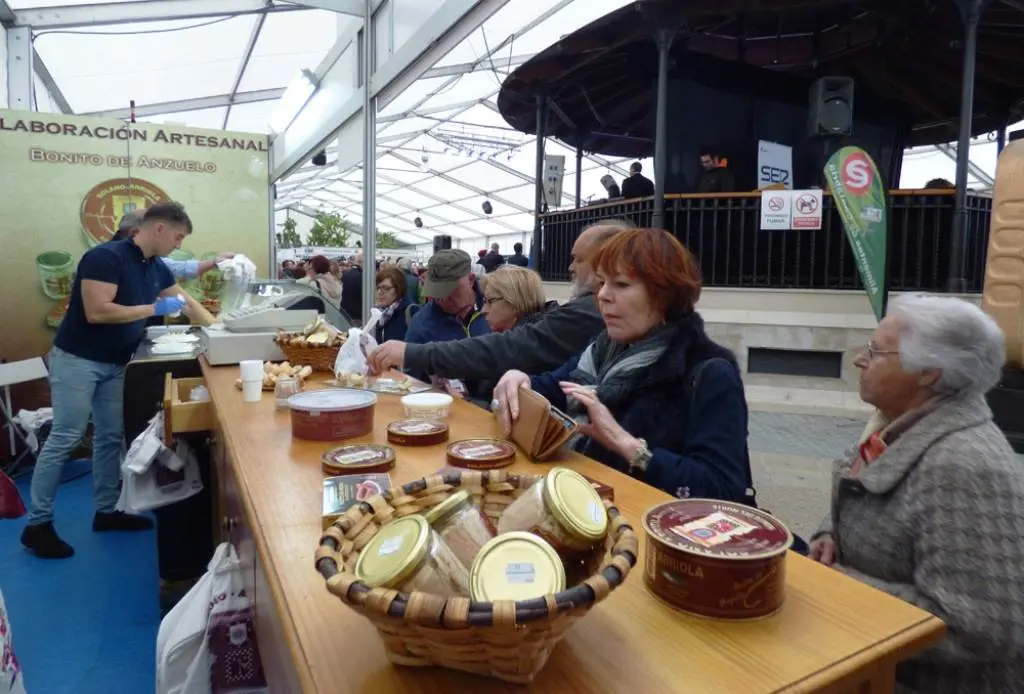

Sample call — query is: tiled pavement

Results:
[746,411,867,540]
[749,411,865,460]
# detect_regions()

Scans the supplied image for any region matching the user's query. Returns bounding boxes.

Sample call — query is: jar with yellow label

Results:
[423,489,494,570]
[470,531,566,602]
[354,515,470,596]
[496,467,609,553]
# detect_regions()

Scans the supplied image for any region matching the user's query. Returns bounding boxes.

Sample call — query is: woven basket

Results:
[277,342,340,372]
[314,469,638,684]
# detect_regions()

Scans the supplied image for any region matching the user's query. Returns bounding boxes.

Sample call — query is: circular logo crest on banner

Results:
[80,177,170,246]
[841,153,873,195]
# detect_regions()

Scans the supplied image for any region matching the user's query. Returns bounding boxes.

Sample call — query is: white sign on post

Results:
[543,154,565,208]
[791,189,823,229]
[757,140,793,190]
[760,190,792,230]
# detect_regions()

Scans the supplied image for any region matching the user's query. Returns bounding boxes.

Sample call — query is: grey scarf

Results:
[566,323,677,451]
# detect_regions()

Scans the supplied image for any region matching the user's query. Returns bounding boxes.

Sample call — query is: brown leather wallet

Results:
[510,388,578,461]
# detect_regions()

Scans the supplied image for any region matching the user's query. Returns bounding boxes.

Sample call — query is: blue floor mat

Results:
[1,460,158,694]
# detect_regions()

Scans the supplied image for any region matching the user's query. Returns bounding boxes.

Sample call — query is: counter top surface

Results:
[201,361,945,693]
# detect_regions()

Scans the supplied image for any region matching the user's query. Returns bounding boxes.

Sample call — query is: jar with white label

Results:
[423,489,495,569]
[497,467,609,554]
[354,515,470,596]
[470,531,566,602]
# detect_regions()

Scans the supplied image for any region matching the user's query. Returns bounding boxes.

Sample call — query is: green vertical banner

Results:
[823,146,889,322]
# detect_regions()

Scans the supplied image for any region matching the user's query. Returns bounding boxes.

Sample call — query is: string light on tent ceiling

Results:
[428,125,525,161]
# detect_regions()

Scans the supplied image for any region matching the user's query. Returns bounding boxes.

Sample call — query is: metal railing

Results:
[537,191,991,292]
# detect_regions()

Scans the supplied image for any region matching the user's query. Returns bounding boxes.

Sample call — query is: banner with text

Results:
[0,109,271,361]
[823,146,889,322]
[757,140,793,190]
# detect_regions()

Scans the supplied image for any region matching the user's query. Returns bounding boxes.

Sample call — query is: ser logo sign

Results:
[759,166,790,186]
[841,152,873,194]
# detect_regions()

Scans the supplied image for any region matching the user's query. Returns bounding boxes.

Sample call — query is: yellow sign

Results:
[0,109,272,361]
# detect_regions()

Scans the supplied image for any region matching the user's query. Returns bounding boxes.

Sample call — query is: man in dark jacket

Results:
[697,146,735,193]
[340,253,363,324]
[621,162,655,199]
[368,220,633,380]
[478,243,504,273]
[506,242,529,267]
[397,257,420,305]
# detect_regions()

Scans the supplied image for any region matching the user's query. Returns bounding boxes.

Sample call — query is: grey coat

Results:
[815,393,1024,694]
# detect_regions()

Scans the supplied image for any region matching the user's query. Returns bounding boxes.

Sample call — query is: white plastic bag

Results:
[333,309,382,379]
[157,548,217,694]
[117,444,203,514]
[156,543,268,694]
[0,588,27,694]
[124,413,165,476]
[216,255,257,287]
[12,407,52,454]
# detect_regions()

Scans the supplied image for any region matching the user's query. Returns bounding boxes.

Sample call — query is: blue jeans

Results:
[27,347,125,525]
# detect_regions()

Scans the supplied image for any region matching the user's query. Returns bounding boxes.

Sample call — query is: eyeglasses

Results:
[865,340,899,360]
[376,284,395,294]
[483,296,505,306]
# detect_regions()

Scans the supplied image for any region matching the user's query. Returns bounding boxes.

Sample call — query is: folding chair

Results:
[0,357,49,478]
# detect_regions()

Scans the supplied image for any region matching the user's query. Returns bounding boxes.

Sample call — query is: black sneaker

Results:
[20,522,75,559]
[93,511,154,532]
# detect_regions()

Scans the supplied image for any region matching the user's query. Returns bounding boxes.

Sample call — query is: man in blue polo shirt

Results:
[21,202,194,559]
[114,209,235,279]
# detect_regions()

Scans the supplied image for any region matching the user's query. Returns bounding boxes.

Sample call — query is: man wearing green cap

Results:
[369,219,633,387]
[403,248,490,385]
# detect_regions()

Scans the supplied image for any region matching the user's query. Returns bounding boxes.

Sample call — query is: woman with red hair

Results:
[494,228,755,504]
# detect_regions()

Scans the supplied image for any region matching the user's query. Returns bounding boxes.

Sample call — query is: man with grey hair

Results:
[810,294,1024,694]
[368,218,634,381]
[397,256,420,305]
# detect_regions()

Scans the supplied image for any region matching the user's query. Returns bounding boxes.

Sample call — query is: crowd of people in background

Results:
[276,240,535,324]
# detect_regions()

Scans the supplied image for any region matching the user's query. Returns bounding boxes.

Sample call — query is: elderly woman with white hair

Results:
[810,294,1024,694]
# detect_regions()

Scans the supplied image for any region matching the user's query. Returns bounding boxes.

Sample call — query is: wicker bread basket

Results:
[274,334,341,372]
[314,469,638,684]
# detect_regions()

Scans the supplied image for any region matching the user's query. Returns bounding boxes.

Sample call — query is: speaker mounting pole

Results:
[532,90,548,270]
[947,0,991,293]
[652,25,675,230]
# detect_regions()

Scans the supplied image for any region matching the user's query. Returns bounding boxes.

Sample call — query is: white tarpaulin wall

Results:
[2,0,1019,249]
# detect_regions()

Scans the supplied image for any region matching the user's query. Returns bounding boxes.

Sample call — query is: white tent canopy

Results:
[1,0,1016,255]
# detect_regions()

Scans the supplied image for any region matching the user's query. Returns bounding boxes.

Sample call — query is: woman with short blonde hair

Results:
[479,266,548,332]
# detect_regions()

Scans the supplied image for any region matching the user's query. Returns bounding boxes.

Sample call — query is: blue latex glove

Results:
[154,295,186,316]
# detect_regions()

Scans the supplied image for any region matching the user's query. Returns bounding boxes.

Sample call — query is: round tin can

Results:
[321,443,396,476]
[469,531,566,602]
[288,389,377,441]
[386,419,450,446]
[445,438,516,470]
[642,499,793,620]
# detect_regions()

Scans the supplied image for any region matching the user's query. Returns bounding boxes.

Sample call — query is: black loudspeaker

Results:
[312,150,327,166]
[808,76,855,137]
[433,235,452,253]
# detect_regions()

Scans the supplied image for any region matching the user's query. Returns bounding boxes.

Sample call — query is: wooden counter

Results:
[200,361,945,693]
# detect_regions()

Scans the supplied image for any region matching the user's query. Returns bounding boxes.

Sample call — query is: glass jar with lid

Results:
[423,489,494,570]
[497,467,609,554]
[354,515,470,596]
[470,531,566,602]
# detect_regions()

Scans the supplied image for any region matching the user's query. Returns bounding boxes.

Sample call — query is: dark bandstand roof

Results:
[497,0,1024,158]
